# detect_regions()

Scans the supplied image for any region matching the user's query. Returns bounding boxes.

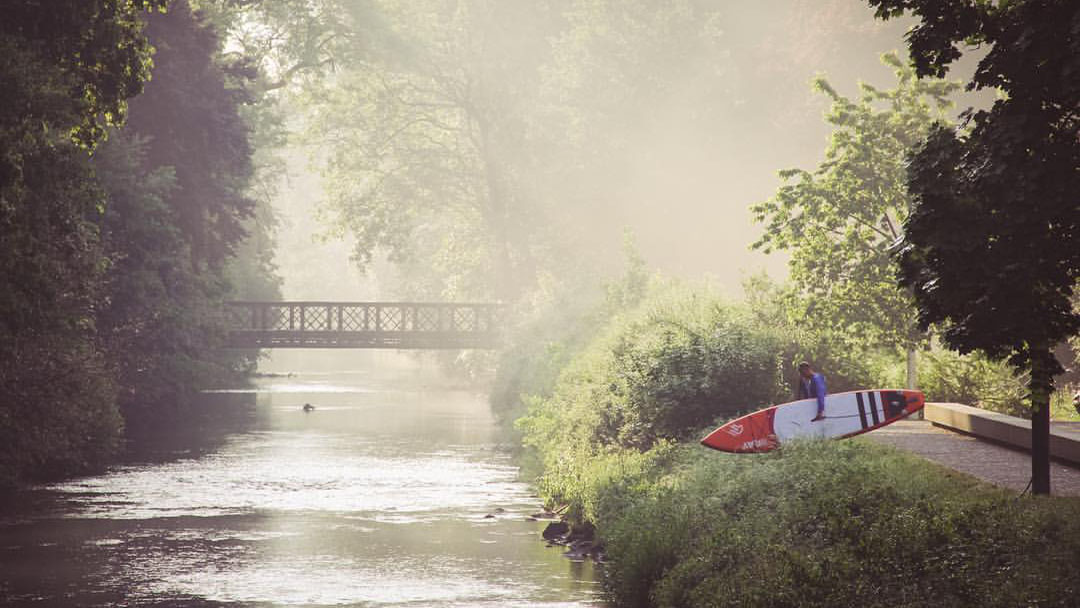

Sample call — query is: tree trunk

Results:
[906,347,918,390]
[906,347,923,420]
[1030,343,1054,495]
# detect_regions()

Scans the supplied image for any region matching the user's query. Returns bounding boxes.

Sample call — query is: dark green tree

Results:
[0,1,164,484]
[872,0,1080,494]
[0,131,122,484]
[127,0,256,270]
[96,0,268,421]
[1,0,165,147]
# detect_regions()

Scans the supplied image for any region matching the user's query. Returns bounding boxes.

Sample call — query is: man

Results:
[797,361,827,422]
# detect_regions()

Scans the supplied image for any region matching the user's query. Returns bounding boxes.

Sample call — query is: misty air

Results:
[2,1,1079,607]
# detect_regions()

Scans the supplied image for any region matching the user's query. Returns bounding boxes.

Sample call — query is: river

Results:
[0,351,605,607]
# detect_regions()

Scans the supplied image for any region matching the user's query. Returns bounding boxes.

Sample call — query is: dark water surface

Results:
[1,351,604,607]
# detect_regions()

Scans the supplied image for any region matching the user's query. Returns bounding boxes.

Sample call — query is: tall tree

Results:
[307,0,562,301]
[873,0,1080,495]
[98,0,268,419]
[751,53,959,387]
[206,0,363,94]
[306,0,734,302]
[126,0,256,270]
[0,1,163,483]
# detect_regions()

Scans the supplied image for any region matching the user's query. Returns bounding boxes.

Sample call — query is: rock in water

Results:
[542,521,570,541]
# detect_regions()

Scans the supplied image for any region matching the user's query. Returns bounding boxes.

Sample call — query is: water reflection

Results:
[0,351,604,607]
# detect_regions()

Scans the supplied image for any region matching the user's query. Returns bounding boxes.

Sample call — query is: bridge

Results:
[224,301,501,349]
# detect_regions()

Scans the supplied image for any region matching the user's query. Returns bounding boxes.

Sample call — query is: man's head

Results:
[798,361,814,379]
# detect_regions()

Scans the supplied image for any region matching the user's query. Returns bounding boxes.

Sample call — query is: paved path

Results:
[866,419,1080,497]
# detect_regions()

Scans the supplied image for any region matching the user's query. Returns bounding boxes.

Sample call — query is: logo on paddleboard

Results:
[724,424,744,436]
[740,438,773,450]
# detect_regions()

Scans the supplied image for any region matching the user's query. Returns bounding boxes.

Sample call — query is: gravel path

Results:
[865,419,1080,497]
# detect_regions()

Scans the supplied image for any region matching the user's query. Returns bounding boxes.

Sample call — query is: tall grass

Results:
[598,440,1080,608]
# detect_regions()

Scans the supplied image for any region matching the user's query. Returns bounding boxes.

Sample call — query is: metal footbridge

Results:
[225,301,500,349]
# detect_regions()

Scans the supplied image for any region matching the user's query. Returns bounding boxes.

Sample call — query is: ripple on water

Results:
[10,367,605,607]
[201,383,375,394]
[139,555,525,605]
[44,432,534,520]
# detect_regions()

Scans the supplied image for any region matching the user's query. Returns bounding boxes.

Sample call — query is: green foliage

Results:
[299,0,744,303]
[0,0,277,485]
[880,0,1080,493]
[302,0,562,301]
[600,296,786,448]
[741,274,895,394]
[0,0,166,147]
[599,440,1080,608]
[92,132,251,420]
[917,349,1028,417]
[199,0,364,94]
[882,0,1080,371]
[0,46,123,484]
[516,284,800,520]
[94,0,273,422]
[752,53,959,355]
[491,232,651,435]
[1050,384,1080,422]
[899,122,1078,380]
[0,135,123,486]
[0,340,121,487]
[527,285,787,442]
[128,0,256,269]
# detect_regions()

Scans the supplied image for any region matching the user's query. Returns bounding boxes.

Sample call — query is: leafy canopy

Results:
[1,0,166,147]
[877,0,1080,373]
[752,53,959,350]
[875,0,1079,493]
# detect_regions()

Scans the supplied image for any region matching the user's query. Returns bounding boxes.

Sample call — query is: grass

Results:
[589,438,1080,608]
[1051,383,1080,421]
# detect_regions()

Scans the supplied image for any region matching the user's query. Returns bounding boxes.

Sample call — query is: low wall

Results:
[925,402,1080,466]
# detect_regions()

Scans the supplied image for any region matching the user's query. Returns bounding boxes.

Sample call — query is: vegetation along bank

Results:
[492,278,1080,608]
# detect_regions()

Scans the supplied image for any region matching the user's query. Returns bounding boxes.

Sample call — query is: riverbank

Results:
[501,284,1080,607]
[524,425,1080,607]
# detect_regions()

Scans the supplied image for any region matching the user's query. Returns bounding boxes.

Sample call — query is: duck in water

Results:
[302,403,315,412]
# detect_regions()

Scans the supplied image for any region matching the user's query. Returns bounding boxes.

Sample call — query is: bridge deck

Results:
[225,301,501,349]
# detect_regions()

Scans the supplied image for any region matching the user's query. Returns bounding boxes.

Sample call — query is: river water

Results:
[0,351,604,607]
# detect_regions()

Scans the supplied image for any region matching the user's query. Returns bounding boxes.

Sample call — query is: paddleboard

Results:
[700,389,925,453]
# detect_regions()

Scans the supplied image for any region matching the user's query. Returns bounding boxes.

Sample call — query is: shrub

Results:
[516,284,815,532]
[918,348,1027,416]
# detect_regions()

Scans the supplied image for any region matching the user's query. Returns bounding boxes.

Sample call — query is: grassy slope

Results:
[590,438,1080,608]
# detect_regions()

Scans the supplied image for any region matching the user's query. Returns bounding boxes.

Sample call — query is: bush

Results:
[491,235,651,437]
[918,348,1027,416]
[523,286,788,443]
[517,285,799,522]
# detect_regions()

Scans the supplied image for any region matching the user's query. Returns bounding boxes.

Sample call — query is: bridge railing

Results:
[225,301,501,349]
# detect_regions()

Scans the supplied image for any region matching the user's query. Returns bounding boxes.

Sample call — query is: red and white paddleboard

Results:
[700,389,925,453]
